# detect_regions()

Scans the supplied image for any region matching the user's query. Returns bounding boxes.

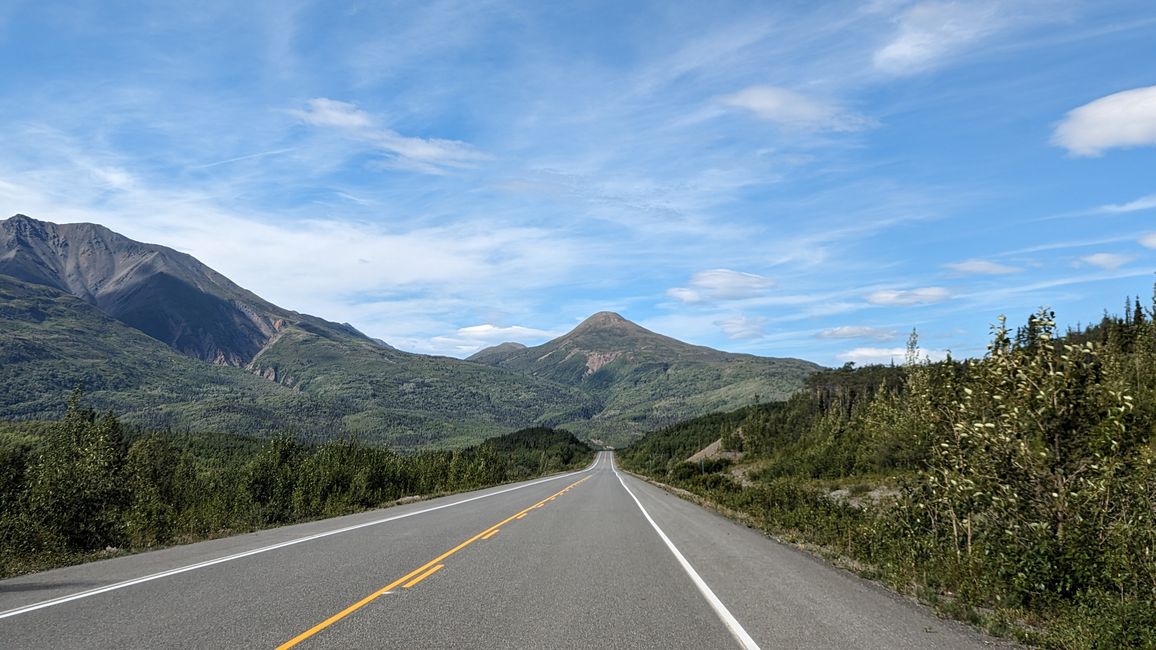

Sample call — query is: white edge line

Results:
[613,460,761,650]
[0,454,602,620]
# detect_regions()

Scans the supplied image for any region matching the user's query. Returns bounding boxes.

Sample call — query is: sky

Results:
[1,1,1155,366]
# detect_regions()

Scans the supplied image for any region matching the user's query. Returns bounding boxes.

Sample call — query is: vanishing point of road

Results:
[0,452,1009,649]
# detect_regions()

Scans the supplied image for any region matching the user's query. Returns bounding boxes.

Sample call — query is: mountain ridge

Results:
[0,214,366,366]
[1,214,820,447]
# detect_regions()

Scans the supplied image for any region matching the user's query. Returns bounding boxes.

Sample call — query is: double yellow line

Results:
[277,475,591,649]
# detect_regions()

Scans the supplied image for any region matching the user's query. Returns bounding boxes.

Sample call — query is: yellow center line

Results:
[480,529,500,540]
[275,475,590,649]
[402,564,444,589]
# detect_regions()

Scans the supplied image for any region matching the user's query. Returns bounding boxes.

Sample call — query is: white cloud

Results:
[666,288,701,303]
[430,323,557,355]
[944,259,1020,274]
[90,165,136,190]
[817,326,899,341]
[874,1,1001,75]
[369,130,489,172]
[668,269,776,304]
[1080,252,1131,271]
[836,346,947,365]
[456,324,555,342]
[294,97,488,173]
[866,286,951,305]
[716,315,768,340]
[720,85,872,132]
[1142,233,1156,249]
[1098,193,1156,214]
[294,98,374,129]
[1053,85,1156,157]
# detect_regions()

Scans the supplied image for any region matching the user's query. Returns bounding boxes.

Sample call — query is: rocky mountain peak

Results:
[0,214,365,367]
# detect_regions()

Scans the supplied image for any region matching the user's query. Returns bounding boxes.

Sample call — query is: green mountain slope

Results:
[244,321,598,448]
[0,275,351,437]
[0,274,596,448]
[469,312,820,444]
[2,216,819,449]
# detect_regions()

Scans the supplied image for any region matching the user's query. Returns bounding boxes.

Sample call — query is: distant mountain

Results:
[0,215,820,448]
[468,311,820,442]
[0,214,362,366]
[0,214,596,448]
[466,341,527,364]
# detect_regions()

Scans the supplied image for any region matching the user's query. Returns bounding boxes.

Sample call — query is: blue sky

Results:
[2,1,1155,365]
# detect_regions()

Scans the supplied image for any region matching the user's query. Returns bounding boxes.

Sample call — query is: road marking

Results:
[0,455,603,621]
[402,564,444,589]
[276,475,591,649]
[614,464,761,650]
[481,529,500,540]
[515,512,528,519]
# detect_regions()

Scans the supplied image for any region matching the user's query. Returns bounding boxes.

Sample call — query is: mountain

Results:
[0,274,354,436]
[0,214,362,366]
[0,215,596,448]
[0,215,819,448]
[466,341,526,364]
[468,312,821,443]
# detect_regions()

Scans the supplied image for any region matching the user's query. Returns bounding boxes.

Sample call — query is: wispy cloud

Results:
[945,259,1020,275]
[294,97,488,173]
[430,323,558,355]
[295,98,374,129]
[1098,193,1156,214]
[873,1,1001,75]
[189,148,295,170]
[716,315,768,340]
[866,286,951,305]
[720,85,873,132]
[2,0,1153,365]
[668,269,776,304]
[1142,233,1156,249]
[817,325,899,341]
[1003,235,1136,255]
[1080,252,1132,271]
[1053,85,1156,157]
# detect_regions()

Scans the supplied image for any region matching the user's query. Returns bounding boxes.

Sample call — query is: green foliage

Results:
[0,399,593,577]
[26,394,128,553]
[0,275,818,449]
[623,293,1156,647]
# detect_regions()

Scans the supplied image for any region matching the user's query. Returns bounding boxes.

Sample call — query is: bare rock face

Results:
[0,214,361,367]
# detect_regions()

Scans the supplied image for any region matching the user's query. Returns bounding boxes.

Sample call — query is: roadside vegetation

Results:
[619,291,1156,648]
[0,402,592,578]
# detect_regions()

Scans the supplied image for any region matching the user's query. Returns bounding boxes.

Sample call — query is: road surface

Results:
[0,451,1006,648]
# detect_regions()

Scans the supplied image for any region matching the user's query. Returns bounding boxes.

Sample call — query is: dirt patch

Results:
[686,438,743,464]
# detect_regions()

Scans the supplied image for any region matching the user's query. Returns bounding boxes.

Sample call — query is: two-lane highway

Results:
[0,452,1007,648]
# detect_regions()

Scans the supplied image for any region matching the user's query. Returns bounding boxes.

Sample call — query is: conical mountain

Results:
[471,312,820,441]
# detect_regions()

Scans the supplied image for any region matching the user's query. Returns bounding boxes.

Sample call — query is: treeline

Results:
[619,297,1156,648]
[0,400,592,577]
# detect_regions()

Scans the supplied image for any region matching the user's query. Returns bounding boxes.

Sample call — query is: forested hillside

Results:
[0,399,592,577]
[619,294,1156,648]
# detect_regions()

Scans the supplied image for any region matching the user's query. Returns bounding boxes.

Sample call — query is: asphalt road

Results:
[0,451,1008,649]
